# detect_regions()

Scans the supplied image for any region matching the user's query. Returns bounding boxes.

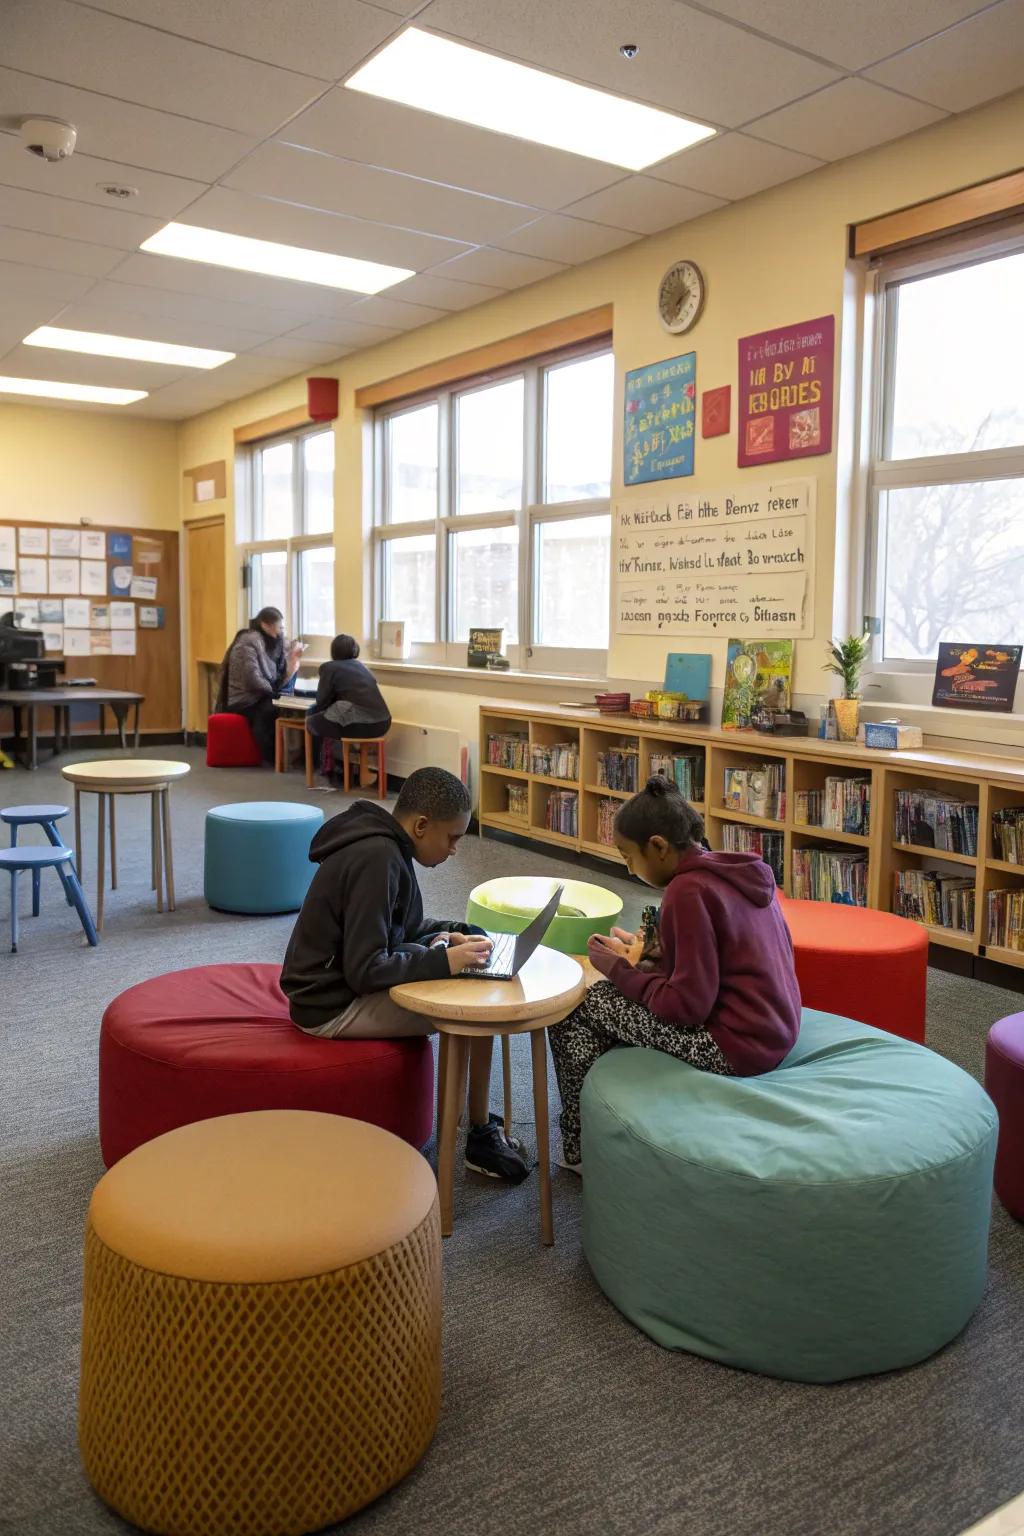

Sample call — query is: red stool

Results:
[777,895,928,1043]
[206,712,262,768]
[985,1013,1024,1220]
[99,963,434,1165]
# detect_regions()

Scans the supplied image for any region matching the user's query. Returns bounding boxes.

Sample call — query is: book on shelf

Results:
[649,751,705,802]
[893,869,975,932]
[894,791,978,855]
[986,887,1024,950]
[720,823,784,886]
[531,742,579,780]
[544,789,578,838]
[487,732,529,771]
[993,806,1024,864]
[794,777,871,836]
[596,745,639,794]
[596,797,619,846]
[792,846,868,906]
[723,762,786,820]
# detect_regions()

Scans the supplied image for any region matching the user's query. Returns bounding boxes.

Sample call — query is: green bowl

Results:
[466,876,623,956]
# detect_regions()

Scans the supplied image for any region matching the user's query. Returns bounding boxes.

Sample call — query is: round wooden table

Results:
[391,946,585,1246]
[61,760,191,930]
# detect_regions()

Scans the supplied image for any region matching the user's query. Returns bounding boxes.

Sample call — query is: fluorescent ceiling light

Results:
[345,28,715,170]
[0,376,147,405]
[24,325,234,370]
[140,222,414,293]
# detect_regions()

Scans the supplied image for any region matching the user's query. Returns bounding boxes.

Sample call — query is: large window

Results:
[373,345,614,671]
[237,426,336,652]
[867,235,1024,673]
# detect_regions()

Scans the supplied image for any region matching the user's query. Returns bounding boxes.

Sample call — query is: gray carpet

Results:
[2,746,1024,1536]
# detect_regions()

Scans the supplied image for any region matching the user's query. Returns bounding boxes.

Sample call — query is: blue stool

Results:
[0,846,98,951]
[204,802,324,914]
[2,804,78,906]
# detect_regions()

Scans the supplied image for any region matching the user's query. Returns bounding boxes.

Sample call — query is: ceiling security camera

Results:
[20,117,78,162]
[619,43,639,58]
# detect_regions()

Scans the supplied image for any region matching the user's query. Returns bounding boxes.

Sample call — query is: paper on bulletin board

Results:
[50,528,80,557]
[110,601,135,629]
[90,629,112,655]
[14,599,40,626]
[64,598,89,628]
[130,575,157,600]
[18,526,47,556]
[49,558,80,595]
[81,560,107,596]
[614,476,815,638]
[0,527,15,568]
[18,557,47,593]
[90,602,110,629]
[133,536,162,570]
[108,533,132,561]
[0,568,15,596]
[80,529,106,559]
[39,598,63,622]
[64,629,90,656]
[42,625,63,653]
[111,629,136,656]
[109,564,132,596]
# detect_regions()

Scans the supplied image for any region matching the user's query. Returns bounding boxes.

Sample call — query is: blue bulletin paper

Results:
[663,652,711,700]
[108,533,132,560]
[624,352,696,486]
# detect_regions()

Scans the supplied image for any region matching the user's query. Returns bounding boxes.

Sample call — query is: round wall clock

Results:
[657,260,705,334]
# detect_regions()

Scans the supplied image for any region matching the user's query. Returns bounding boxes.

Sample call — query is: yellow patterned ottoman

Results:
[79,1109,441,1536]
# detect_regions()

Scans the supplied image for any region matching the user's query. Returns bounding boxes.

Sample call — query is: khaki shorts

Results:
[297,990,435,1040]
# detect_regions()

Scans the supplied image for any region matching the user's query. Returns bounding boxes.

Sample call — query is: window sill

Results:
[861,699,1024,753]
[371,658,608,691]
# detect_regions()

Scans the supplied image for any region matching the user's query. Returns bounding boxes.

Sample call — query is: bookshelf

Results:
[478,703,1024,964]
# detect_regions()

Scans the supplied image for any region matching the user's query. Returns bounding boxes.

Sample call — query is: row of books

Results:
[544,789,578,838]
[893,870,975,932]
[532,742,579,780]
[505,783,528,820]
[986,887,1024,950]
[649,752,705,802]
[487,733,529,772]
[993,807,1024,864]
[596,797,619,847]
[720,824,784,886]
[596,746,639,794]
[794,777,871,837]
[723,763,786,821]
[894,791,978,855]
[792,847,868,906]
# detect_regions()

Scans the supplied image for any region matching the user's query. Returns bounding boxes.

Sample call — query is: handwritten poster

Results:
[738,316,834,468]
[615,477,815,638]
[624,351,696,486]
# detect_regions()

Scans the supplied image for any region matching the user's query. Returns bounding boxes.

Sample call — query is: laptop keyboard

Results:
[465,931,516,976]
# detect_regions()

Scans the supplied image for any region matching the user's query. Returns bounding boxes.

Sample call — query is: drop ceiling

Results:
[0,0,1020,419]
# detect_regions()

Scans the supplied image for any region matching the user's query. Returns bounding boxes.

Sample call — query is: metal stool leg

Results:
[41,818,75,903]
[65,866,99,947]
[10,868,19,953]
[31,865,40,917]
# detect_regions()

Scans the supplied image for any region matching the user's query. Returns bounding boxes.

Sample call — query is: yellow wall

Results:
[1,403,179,529]
[178,89,1024,721]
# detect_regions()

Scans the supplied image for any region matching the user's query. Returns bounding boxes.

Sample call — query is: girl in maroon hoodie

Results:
[549,775,801,1170]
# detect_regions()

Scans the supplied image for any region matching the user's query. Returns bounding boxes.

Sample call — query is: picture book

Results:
[931,643,1022,712]
[721,638,793,729]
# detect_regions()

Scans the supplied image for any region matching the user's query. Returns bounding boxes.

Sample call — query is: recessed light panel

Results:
[141,222,414,294]
[24,326,234,370]
[0,376,148,405]
[345,28,715,170]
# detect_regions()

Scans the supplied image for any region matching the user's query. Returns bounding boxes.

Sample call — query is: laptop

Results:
[457,884,564,980]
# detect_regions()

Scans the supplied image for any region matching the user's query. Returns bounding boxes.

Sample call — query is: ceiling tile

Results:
[561,176,726,235]
[745,78,947,160]
[345,295,449,329]
[429,247,568,288]
[385,272,506,309]
[81,278,336,337]
[416,0,840,127]
[364,0,421,13]
[182,185,473,271]
[78,0,399,81]
[247,337,344,364]
[281,88,627,210]
[284,317,403,346]
[0,340,189,389]
[224,141,537,245]
[0,66,256,181]
[107,251,372,319]
[203,355,306,389]
[651,131,822,200]
[127,377,235,418]
[0,226,122,278]
[0,258,102,305]
[2,0,327,136]
[497,215,639,263]
[691,0,995,70]
[53,301,272,352]
[0,183,163,248]
[865,1,1024,111]
[0,132,206,220]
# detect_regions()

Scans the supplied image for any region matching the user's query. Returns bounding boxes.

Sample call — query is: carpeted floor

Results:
[2,746,1024,1536]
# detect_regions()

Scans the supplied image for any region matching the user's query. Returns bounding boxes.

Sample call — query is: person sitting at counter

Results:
[306,634,391,790]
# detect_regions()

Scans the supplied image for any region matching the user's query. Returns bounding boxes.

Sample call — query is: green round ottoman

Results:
[466,876,622,955]
[204,802,324,915]
[581,1008,997,1383]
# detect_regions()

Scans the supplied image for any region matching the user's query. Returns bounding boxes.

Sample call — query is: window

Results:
[237,426,336,653]
[373,345,613,671]
[867,236,1024,671]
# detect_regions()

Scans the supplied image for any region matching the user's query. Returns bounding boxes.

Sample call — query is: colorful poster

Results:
[722,639,794,729]
[738,315,834,468]
[624,352,696,486]
[108,533,132,561]
[701,386,730,439]
[932,644,1022,711]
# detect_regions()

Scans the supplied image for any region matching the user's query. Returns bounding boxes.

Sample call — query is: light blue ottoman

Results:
[581,1008,997,1383]
[204,802,324,915]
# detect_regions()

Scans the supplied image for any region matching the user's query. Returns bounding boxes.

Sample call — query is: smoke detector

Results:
[20,117,77,162]
[97,182,139,200]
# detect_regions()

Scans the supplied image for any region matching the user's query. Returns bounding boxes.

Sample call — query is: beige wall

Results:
[177,90,1024,723]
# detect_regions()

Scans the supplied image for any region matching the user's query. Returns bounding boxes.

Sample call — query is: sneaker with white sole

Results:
[465,1118,530,1184]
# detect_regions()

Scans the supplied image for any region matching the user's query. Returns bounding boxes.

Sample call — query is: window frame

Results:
[372,340,613,675]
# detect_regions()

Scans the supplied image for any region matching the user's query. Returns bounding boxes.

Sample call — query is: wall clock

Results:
[658,260,705,334]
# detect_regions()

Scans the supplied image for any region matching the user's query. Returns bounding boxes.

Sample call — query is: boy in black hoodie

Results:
[281,766,529,1183]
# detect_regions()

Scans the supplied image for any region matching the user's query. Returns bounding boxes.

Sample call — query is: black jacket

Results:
[313,658,391,729]
[280,800,475,1029]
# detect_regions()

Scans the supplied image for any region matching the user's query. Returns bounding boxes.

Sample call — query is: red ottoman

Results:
[99,963,434,1166]
[985,1013,1024,1220]
[206,712,262,768]
[777,895,928,1043]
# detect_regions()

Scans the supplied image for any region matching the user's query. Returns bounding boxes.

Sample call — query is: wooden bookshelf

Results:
[479,702,1024,962]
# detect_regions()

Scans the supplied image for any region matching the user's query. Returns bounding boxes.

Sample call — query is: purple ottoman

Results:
[985,1013,1024,1220]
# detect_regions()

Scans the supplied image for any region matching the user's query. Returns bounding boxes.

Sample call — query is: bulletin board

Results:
[0,520,181,732]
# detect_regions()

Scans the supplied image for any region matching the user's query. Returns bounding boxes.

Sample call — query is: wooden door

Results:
[187,516,227,731]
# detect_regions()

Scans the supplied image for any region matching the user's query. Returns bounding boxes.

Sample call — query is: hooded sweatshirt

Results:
[280,800,475,1030]
[607,846,801,1075]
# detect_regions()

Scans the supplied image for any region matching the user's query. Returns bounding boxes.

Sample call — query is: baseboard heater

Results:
[387,720,471,787]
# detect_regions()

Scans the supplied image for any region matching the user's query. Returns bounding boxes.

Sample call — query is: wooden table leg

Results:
[109,796,118,890]
[114,705,127,750]
[98,703,105,741]
[96,793,106,933]
[435,1032,449,1148]
[438,1034,468,1239]
[274,717,284,773]
[74,788,82,882]
[151,792,164,914]
[161,786,176,911]
[304,726,314,788]
[531,1027,554,1246]
[29,705,38,771]
[501,1034,513,1140]
[134,702,141,750]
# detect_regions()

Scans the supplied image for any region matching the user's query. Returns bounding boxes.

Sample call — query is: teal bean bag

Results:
[204,802,324,915]
[466,876,622,955]
[581,1008,997,1382]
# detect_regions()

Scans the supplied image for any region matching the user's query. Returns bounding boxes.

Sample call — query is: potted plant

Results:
[824,632,871,741]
